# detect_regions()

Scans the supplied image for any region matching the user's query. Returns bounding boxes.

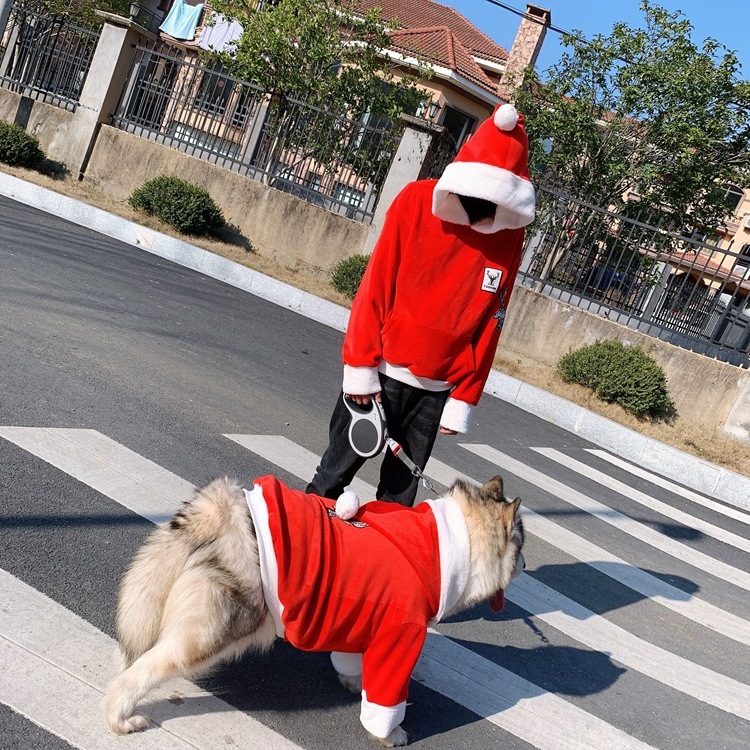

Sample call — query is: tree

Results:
[44,1,132,23]
[205,0,430,190]
[208,0,428,120]
[514,0,750,233]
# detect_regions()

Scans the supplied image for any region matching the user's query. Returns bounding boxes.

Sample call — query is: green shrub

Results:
[0,121,45,169]
[557,339,672,418]
[331,253,369,299]
[129,175,224,236]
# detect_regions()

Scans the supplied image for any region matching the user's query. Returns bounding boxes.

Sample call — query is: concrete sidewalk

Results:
[2,169,749,511]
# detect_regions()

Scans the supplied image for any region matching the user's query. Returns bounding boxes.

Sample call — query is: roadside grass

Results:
[4,162,750,480]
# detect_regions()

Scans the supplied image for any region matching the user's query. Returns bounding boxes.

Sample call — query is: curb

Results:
[2,170,749,511]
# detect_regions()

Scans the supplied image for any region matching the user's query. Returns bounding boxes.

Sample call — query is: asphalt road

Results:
[1,195,749,750]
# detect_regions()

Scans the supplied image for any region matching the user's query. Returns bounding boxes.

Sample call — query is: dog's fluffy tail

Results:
[115,478,251,665]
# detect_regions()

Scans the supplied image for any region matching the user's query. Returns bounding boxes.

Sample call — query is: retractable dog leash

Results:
[343,395,438,495]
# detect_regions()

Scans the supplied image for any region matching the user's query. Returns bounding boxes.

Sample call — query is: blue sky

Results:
[452,0,749,78]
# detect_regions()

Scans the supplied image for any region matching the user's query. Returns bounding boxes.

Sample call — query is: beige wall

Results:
[84,126,370,276]
[0,90,74,158]
[500,285,750,438]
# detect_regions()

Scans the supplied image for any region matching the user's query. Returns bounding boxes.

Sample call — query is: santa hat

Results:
[432,104,536,234]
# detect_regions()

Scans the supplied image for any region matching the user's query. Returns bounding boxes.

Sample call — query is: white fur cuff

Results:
[360,692,406,739]
[331,651,363,677]
[440,398,472,434]
[343,365,381,395]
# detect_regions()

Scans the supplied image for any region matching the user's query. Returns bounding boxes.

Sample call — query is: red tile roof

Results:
[387,26,498,93]
[354,0,508,65]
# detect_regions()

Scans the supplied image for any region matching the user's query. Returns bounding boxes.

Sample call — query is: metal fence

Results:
[112,42,405,223]
[0,1,101,111]
[519,185,750,366]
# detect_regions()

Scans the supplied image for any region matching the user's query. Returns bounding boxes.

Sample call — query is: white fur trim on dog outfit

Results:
[244,485,285,637]
[425,497,470,622]
[361,692,406,740]
[331,651,363,677]
[335,490,361,520]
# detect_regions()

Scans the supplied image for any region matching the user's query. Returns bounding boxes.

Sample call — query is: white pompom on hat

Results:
[432,103,536,233]
[493,103,519,131]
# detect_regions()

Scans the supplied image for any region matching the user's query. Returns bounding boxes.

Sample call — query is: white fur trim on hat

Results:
[433,162,536,233]
[342,365,381,395]
[440,397,472,434]
[335,490,361,520]
[494,104,519,131]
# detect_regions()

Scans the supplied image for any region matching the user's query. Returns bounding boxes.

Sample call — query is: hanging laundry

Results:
[159,0,204,41]
[197,12,243,54]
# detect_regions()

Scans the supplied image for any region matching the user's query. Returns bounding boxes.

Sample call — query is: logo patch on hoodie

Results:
[482,267,502,293]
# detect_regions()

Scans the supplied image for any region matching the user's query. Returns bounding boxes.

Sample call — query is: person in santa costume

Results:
[244,475,471,742]
[308,103,536,506]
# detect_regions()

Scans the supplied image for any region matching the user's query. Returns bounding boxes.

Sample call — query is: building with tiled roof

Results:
[144,0,550,157]
[355,0,550,154]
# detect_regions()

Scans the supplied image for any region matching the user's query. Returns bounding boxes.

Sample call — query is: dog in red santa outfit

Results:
[103,473,525,746]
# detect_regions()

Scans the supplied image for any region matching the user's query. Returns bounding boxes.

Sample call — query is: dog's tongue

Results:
[489,589,505,613]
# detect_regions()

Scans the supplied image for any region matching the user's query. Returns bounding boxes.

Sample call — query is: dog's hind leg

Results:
[104,565,264,734]
[103,635,187,734]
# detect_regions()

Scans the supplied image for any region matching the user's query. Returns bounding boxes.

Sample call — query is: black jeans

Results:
[307,374,450,506]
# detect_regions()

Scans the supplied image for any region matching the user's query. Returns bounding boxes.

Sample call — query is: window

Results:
[195,67,233,115]
[721,184,744,215]
[737,243,750,269]
[439,106,476,152]
[334,183,366,219]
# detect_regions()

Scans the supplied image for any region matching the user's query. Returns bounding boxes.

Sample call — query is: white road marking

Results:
[534,447,750,554]
[0,427,194,523]
[424,458,750,647]
[0,569,304,750]
[419,630,658,750]
[4,429,747,748]
[461,444,750,592]
[586,449,750,526]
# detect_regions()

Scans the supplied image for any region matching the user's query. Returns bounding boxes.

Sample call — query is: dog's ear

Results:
[483,475,505,501]
[499,496,522,531]
[507,496,521,517]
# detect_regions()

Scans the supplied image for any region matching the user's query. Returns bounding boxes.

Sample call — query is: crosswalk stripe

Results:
[419,629,658,750]
[226,436,750,722]
[0,568,304,750]
[225,434,658,750]
[586,449,750,526]
[534,447,750,554]
[510,575,750,721]
[461,444,750,592]
[0,427,194,523]
[423,458,750,647]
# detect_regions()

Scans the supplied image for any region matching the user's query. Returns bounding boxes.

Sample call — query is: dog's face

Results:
[449,475,525,612]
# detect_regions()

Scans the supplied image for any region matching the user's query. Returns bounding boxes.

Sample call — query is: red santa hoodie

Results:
[244,475,470,739]
[342,104,536,433]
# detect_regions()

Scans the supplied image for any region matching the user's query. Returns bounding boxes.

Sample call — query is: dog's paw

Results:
[371,725,408,747]
[108,713,151,734]
[337,672,362,694]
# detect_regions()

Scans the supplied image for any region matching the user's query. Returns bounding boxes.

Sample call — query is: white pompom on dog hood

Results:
[432,103,536,234]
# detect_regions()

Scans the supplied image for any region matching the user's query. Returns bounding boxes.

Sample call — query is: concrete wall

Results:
[84,125,370,276]
[500,285,750,439]
[0,90,74,159]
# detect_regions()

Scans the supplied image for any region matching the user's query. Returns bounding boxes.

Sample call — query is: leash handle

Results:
[385,437,438,495]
